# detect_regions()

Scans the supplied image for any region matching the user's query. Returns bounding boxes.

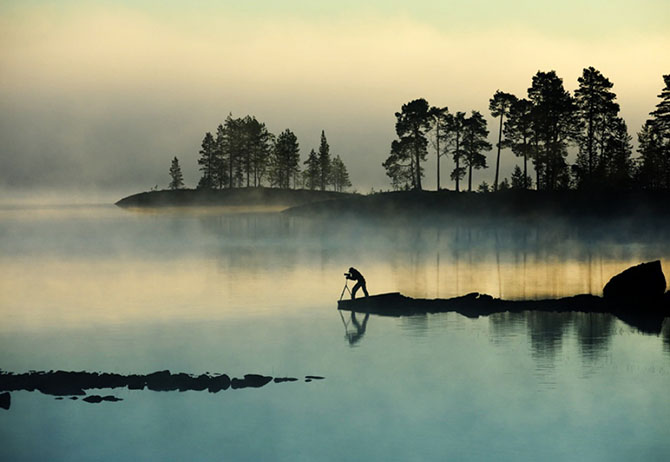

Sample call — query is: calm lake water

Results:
[1,203,669,461]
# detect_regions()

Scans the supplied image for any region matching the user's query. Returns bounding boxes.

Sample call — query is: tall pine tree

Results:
[489,91,518,191]
[318,131,331,191]
[303,149,320,190]
[462,111,491,192]
[197,132,216,189]
[387,98,432,190]
[169,156,184,190]
[573,67,620,189]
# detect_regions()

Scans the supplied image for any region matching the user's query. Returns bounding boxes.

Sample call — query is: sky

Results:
[1,0,669,198]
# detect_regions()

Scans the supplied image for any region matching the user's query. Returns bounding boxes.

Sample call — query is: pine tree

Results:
[430,106,450,190]
[169,156,184,190]
[477,181,490,193]
[330,155,352,192]
[573,67,620,189]
[635,75,670,190]
[304,148,320,190]
[489,91,518,191]
[602,117,633,189]
[636,120,667,189]
[386,98,432,190]
[318,131,331,191]
[511,165,533,190]
[197,132,216,189]
[214,124,228,189]
[382,139,414,190]
[527,70,579,190]
[446,111,467,192]
[504,98,535,189]
[462,111,491,192]
[270,129,300,189]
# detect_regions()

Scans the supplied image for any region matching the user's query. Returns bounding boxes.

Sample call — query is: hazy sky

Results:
[1,1,668,197]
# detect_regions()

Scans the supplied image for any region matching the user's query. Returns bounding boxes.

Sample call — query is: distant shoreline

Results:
[115,188,670,221]
[283,189,670,220]
[115,187,355,209]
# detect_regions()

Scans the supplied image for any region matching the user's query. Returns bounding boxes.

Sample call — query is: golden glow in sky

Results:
[1,1,668,192]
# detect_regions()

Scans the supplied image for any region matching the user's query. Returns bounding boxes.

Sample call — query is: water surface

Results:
[1,204,669,461]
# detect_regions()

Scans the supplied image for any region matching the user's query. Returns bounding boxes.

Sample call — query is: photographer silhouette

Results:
[345,267,369,299]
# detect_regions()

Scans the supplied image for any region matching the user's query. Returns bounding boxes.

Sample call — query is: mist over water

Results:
[1,202,669,461]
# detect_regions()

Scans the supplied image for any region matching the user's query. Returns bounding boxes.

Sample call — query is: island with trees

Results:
[118,68,669,215]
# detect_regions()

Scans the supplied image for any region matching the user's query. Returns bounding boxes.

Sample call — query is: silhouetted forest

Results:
[385,69,670,192]
[169,116,351,192]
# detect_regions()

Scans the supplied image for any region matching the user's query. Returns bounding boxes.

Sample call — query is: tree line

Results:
[384,68,670,192]
[168,115,351,192]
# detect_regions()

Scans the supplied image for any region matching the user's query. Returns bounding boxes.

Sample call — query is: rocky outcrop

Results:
[0,392,10,410]
[603,260,667,308]
[0,370,319,399]
[83,395,123,404]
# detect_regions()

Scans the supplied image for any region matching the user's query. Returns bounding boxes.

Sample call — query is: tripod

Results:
[339,279,352,301]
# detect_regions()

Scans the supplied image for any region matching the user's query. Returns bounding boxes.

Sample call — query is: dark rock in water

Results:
[305,376,325,380]
[55,397,63,400]
[603,261,667,309]
[231,374,273,389]
[70,396,79,400]
[207,374,230,393]
[126,374,145,390]
[273,377,298,383]
[1,392,11,410]
[83,395,122,403]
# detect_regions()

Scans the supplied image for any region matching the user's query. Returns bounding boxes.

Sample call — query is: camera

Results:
[344,272,351,278]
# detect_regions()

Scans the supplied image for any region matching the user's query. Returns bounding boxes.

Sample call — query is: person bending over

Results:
[345,267,369,299]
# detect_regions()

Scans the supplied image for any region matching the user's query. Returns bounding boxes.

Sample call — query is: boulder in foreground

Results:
[603,260,667,309]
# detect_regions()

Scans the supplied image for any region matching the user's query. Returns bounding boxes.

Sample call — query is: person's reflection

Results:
[346,312,370,346]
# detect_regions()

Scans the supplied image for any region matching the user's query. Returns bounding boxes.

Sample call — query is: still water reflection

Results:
[1,204,669,461]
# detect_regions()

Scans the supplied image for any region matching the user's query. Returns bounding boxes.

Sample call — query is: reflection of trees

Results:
[489,311,616,366]
[526,312,573,364]
[575,313,615,361]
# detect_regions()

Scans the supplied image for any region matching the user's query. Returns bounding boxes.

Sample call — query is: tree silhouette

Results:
[303,148,320,190]
[510,165,533,190]
[446,111,467,192]
[528,71,579,190]
[388,99,432,190]
[245,116,274,187]
[330,155,352,192]
[601,117,633,189]
[318,131,331,191]
[636,75,670,190]
[573,67,620,189]
[489,91,518,191]
[214,124,229,189]
[169,156,184,190]
[462,111,491,192]
[382,138,414,190]
[270,129,300,189]
[197,132,216,189]
[430,106,450,190]
[637,120,667,189]
[503,98,535,189]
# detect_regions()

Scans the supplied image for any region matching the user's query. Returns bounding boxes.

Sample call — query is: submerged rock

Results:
[0,392,10,410]
[231,374,273,389]
[83,395,123,403]
[603,261,667,309]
